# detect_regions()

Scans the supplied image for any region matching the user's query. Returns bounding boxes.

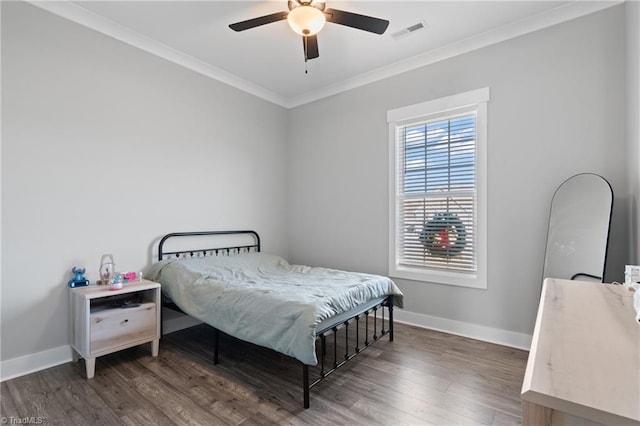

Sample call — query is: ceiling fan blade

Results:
[229,11,288,32]
[325,8,389,35]
[303,35,319,61]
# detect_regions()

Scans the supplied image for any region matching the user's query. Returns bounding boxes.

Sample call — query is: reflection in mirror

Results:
[542,173,613,283]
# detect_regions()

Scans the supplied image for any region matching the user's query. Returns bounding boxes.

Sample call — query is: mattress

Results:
[146,253,404,365]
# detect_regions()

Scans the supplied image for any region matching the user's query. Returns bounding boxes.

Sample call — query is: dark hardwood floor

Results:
[1,322,528,425]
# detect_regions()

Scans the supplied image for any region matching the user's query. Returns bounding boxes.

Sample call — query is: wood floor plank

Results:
[1,322,528,425]
[131,372,233,425]
[0,381,21,420]
[354,349,454,392]
[3,369,78,425]
[143,339,298,425]
[330,358,496,425]
[345,360,498,424]
[120,408,176,426]
[139,346,255,423]
[85,354,177,425]
[38,363,123,425]
[446,381,523,418]
[492,410,524,426]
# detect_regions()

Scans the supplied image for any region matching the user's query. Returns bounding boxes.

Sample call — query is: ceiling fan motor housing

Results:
[288,1,326,12]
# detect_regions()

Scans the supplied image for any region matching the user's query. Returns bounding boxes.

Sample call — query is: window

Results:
[388,88,489,289]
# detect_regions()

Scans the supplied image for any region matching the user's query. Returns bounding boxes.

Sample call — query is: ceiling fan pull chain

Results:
[304,36,309,74]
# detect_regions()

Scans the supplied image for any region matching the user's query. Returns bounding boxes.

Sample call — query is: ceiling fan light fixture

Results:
[287,5,326,36]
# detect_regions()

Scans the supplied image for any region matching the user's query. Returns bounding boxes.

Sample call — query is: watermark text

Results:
[1,417,46,425]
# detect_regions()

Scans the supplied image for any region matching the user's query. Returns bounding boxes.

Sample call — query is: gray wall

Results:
[287,5,628,336]
[1,2,288,361]
[627,0,640,265]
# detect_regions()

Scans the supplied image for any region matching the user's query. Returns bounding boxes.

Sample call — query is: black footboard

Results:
[207,295,394,408]
[302,295,394,408]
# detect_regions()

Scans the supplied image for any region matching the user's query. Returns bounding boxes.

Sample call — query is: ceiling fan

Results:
[229,0,389,64]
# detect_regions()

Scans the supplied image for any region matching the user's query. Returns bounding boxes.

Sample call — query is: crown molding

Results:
[29,1,622,110]
[28,1,289,107]
[284,0,623,108]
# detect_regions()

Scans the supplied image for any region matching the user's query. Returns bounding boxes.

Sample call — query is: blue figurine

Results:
[68,266,90,288]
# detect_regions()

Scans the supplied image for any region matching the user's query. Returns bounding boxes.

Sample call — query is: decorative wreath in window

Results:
[419,212,468,257]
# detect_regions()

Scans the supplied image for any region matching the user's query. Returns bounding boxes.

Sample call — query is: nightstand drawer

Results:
[90,302,156,354]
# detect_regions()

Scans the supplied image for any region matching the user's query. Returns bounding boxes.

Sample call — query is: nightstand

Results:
[69,279,161,378]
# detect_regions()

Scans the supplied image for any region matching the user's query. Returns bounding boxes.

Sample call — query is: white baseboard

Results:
[0,309,529,382]
[1,345,73,382]
[1,311,200,382]
[0,312,198,382]
[393,309,532,351]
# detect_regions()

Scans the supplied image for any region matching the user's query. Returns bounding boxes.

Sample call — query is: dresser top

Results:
[522,278,640,425]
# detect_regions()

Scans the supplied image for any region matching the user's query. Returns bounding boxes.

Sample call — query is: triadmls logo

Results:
[1,417,45,425]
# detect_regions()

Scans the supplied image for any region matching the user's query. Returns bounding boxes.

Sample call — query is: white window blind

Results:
[388,88,488,289]
[400,113,476,272]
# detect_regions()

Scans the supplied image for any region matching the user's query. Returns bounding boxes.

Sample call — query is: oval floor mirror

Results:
[542,173,613,282]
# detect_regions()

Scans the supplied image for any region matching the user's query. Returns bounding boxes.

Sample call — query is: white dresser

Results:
[521,278,640,425]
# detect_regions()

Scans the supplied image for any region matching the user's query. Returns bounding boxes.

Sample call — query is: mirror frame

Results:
[542,173,613,283]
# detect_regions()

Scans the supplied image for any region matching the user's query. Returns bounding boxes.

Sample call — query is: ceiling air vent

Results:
[391,20,428,41]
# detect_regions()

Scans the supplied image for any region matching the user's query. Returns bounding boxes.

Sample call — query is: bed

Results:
[148,230,404,408]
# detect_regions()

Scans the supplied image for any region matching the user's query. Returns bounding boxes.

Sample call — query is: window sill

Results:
[390,265,487,289]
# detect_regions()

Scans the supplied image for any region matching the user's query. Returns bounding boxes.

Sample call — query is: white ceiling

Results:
[32,1,621,107]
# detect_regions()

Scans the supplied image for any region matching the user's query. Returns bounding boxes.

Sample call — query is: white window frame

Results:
[387,88,489,289]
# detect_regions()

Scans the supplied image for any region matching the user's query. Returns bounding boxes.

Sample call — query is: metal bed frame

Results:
[157,230,395,408]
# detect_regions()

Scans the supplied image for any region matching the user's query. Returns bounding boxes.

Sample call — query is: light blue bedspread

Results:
[146,253,404,365]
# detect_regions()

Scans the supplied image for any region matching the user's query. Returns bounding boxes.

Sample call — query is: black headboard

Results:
[158,230,261,261]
